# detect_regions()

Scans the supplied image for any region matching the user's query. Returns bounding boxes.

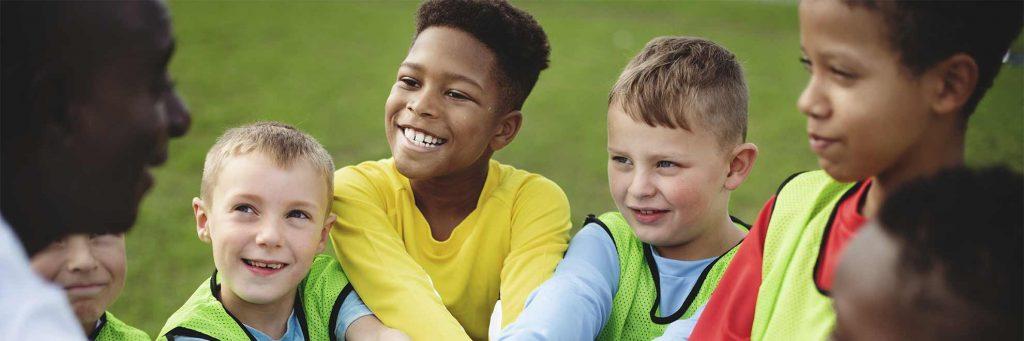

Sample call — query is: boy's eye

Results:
[287,210,311,220]
[829,66,856,80]
[656,160,678,168]
[611,156,632,165]
[233,204,256,214]
[398,77,420,88]
[799,56,812,72]
[446,90,471,101]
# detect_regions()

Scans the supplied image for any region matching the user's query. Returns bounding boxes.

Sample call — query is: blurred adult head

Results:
[2,0,191,255]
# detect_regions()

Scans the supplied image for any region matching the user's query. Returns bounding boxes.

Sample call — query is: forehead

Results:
[214,153,328,200]
[405,26,500,88]
[798,0,895,62]
[606,104,722,157]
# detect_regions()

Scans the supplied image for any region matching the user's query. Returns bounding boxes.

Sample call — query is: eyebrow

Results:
[400,62,484,92]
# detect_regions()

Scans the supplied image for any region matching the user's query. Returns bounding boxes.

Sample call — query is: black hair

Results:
[415,0,550,112]
[877,166,1022,339]
[843,1,1023,117]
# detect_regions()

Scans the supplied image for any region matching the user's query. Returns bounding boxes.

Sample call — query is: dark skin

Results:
[1,1,190,255]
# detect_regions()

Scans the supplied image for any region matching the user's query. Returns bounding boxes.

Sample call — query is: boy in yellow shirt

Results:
[329,0,570,339]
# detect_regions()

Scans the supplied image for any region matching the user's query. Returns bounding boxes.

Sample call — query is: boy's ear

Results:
[724,143,758,191]
[489,110,523,152]
[927,53,978,118]
[193,197,212,244]
[317,213,337,253]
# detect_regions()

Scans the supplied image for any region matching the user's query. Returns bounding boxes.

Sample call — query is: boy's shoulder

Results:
[95,311,150,341]
[489,159,567,204]
[158,275,247,340]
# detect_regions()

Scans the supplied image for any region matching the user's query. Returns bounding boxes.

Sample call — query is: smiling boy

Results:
[329,0,569,339]
[500,36,757,341]
[31,233,149,340]
[159,122,406,341]
[690,1,1023,340]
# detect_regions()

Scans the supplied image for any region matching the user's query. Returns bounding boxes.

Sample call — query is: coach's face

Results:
[59,1,190,237]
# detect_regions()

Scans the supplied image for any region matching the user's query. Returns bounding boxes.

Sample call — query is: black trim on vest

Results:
[729,215,751,230]
[328,284,356,341]
[209,269,258,341]
[585,213,617,253]
[88,312,108,340]
[644,236,745,325]
[165,327,219,340]
[811,181,864,297]
[294,282,311,341]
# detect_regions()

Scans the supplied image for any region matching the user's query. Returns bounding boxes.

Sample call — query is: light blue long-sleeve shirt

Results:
[174,290,372,341]
[499,223,714,340]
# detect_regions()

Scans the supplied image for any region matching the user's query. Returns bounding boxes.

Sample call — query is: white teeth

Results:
[401,127,447,148]
[245,259,283,270]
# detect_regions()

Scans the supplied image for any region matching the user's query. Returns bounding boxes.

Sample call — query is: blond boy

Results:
[501,36,757,340]
[159,122,407,341]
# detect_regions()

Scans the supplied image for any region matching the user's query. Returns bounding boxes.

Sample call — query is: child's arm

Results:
[690,197,775,340]
[499,224,619,340]
[331,166,469,340]
[499,178,572,326]
[346,315,411,341]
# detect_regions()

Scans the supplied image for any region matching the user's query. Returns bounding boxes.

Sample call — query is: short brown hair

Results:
[609,36,748,148]
[200,122,335,214]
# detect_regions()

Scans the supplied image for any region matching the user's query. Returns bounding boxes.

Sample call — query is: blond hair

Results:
[200,122,335,214]
[609,36,748,149]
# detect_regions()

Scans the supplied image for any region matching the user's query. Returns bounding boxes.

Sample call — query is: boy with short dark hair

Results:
[500,36,758,340]
[159,122,406,341]
[690,1,1023,339]
[329,0,570,339]
[832,166,1022,341]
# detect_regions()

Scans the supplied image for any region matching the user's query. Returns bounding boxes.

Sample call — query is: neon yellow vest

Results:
[751,171,859,340]
[158,255,352,341]
[91,312,150,341]
[594,211,747,341]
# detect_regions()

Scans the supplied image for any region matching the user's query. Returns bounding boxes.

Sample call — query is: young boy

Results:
[499,36,758,340]
[690,1,1023,339]
[31,233,149,340]
[159,122,407,340]
[329,0,570,339]
[832,166,1022,341]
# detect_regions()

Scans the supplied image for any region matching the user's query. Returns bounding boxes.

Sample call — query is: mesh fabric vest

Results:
[159,254,353,341]
[594,211,746,341]
[751,171,859,340]
[92,312,150,341]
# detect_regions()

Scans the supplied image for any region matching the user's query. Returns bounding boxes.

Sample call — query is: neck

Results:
[221,285,295,339]
[2,159,62,255]
[863,124,965,217]
[81,318,98,336]
[655,208,744,261]
[410,156,490,214]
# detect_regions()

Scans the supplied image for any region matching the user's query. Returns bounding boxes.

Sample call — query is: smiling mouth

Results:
[242,258,287,270]
[400,126,448,148]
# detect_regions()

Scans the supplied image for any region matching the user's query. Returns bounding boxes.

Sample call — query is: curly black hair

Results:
[842,1,1023,118]
[415,0,550,112]
[877,166,1022,339]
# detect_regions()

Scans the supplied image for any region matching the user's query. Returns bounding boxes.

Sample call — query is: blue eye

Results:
[234,204,255,214]
[611,156,632,165]
[287,210,311,220]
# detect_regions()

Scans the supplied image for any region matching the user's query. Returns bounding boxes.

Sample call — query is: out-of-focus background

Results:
[117,1,1023,334]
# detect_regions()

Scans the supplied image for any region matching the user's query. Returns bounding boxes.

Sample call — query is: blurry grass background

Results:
[116,1,1023,335]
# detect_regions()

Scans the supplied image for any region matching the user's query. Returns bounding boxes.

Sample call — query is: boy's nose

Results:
[254,222,284,248]
[627,173,658,199]
[165,90,191,138]
[797,77,830,119]
[66,237,99,272]
[407,92,439,118]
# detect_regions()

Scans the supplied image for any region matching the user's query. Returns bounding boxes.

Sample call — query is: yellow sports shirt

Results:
[330,159,571,340]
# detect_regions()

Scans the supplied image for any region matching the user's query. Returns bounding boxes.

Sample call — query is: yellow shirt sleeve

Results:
[330,164,470,341]
[499,176,572,327]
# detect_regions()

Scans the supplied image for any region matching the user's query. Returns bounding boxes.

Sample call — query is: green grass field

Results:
[114,1,1023,335]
